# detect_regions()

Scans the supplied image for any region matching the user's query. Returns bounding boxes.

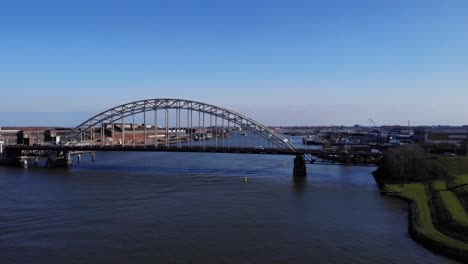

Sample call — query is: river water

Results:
[0,136,457,263]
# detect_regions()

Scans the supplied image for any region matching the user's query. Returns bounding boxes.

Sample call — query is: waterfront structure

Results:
[0,99,383,174]
[426,127,468,145]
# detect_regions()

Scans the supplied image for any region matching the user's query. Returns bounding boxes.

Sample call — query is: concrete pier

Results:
[293,155,307,177]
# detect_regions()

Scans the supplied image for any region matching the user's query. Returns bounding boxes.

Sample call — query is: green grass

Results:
[454,185,468,194]
[431,180,447,191]
[450,175,468,188]
[426,172,468,228]
[383,157,468,258]
[386,183,468,250]
[437,191,468,226]
[452,185,468,211]
[438,157,468,188]
[438,157,468,174]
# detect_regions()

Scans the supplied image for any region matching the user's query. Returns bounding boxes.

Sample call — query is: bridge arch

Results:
[68,98,296,151]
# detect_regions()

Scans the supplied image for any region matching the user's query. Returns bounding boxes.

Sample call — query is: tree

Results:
[378,145,444,183]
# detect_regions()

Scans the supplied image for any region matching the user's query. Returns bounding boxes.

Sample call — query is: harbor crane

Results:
[369,118,378,128]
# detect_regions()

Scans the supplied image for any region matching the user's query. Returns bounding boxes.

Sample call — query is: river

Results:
[0,135,457,263]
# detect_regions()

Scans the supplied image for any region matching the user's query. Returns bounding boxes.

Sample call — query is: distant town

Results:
[277,125,468,155]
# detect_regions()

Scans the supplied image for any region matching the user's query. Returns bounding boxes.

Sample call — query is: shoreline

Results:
[374,172,468,262]
[387,192,468,263]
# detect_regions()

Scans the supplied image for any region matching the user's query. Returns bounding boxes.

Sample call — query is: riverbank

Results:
[375,157,468,262]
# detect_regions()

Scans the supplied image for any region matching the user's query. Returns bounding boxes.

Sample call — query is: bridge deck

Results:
[5,145,383,157]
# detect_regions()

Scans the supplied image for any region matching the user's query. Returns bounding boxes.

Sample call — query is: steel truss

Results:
[65,99,296,151]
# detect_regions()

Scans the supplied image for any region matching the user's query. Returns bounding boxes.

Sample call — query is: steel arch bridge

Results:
[0,99,384,174]
[67,98,296,151]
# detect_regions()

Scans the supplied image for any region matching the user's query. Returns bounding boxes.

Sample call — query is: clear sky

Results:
[0,0,467,127]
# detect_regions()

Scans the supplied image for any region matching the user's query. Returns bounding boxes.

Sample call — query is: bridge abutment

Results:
[0,142,4,166]
[293,155,307,177]
[1,148,23,167]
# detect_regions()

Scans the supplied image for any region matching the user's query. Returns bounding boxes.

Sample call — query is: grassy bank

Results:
[438,157,468,188]
[386,184,468,247]
[379,156,468,262]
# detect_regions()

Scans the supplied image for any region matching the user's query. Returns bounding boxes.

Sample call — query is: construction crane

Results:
[407,120,414,136]
[369,118,378,128]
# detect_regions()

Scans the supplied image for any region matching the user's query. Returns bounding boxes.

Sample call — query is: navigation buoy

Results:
[244,176,248,183]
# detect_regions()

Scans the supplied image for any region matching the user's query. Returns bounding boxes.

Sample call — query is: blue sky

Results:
[0,0,467,126]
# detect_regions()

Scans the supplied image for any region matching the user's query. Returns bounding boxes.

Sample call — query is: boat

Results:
[302,135,323,145]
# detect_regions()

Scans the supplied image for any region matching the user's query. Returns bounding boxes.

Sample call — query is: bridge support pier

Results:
[293,155,307,177]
